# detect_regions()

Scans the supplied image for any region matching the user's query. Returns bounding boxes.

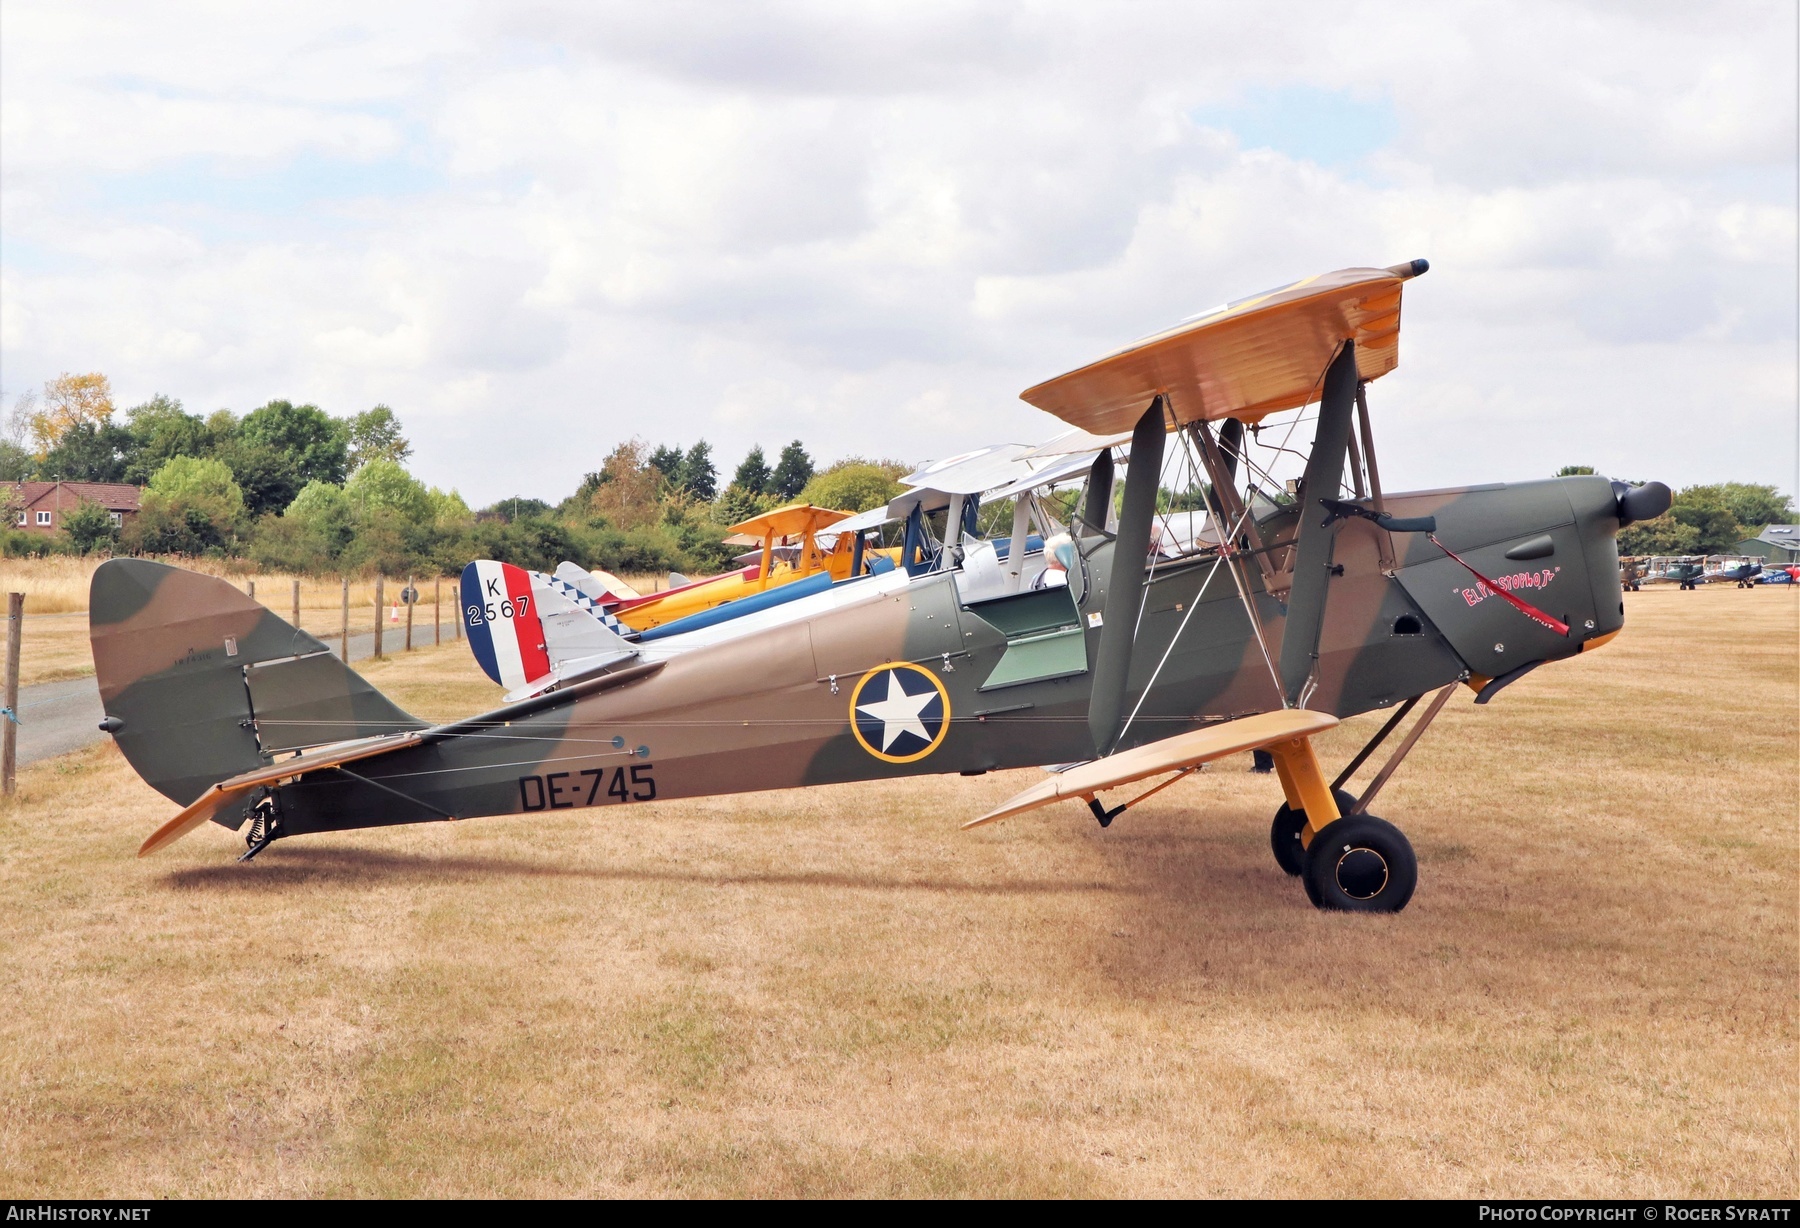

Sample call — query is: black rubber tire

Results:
[1301,815,1418,912]
[1271,788,1358,877]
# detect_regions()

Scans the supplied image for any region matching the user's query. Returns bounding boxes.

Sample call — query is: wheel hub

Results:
[1334,846,1389,899]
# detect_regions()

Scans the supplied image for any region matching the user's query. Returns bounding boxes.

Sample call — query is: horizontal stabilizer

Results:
[964,708,1338,829]
[138,732,425,857]
[501,647,638,703]
[553,561,639,605]
[139,659,668,856]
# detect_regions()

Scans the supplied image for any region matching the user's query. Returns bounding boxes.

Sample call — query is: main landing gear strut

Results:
[1264,684,1456,912]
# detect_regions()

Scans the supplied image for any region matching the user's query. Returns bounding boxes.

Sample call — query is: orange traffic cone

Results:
[390,602,401,624]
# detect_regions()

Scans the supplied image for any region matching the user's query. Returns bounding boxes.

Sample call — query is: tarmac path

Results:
[10,617,459,767]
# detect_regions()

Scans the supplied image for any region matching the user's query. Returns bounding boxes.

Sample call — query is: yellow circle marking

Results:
[847,662,952,764]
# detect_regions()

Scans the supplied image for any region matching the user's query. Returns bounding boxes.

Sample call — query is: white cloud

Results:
[1,0,1793,505]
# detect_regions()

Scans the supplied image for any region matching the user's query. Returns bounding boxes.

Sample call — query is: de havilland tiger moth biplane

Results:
[91,260,1673,912]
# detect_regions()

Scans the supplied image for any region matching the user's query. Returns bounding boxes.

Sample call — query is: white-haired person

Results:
[1032,533,1076,590]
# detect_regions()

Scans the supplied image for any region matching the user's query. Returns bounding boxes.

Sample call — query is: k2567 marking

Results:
[519,764,656,811]
[467,593,530,625]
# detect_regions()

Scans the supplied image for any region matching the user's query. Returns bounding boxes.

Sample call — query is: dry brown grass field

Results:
[0,586,1793,1197]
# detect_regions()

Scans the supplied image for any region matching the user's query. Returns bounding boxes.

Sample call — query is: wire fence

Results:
[236,575,463,665]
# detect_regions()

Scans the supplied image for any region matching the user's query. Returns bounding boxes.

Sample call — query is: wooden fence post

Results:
[373,576,385,660]
[434,578,442,646]
[291,579,300,629]
[247,580,255,601]
[454,578,462,641]
[340,578,351,661]
[405,575,414,652]
[3,592,21,798]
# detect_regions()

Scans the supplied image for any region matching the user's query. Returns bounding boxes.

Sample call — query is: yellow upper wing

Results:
[1019,261,1426,435]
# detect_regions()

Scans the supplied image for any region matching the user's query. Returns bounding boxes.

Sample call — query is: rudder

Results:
[90,560,425,807]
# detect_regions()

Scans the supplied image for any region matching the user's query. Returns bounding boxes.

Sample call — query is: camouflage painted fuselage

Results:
[91,475,1625,841]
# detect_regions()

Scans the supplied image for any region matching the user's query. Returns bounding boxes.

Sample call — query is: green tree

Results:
[714,484,774,526]
[1679,482,1794,531]
[212,440,303,518]
[799,463,903,512]
[124,395,214,483]
[149,455,245,520]
[428,487,473,527]
[648,444,685,481]
[37,420,134,481]
[479,496,554,524]
[123,501,227,555]
[283,480,356,557]
[678,440,717,500]
[732,445,770,496]
[0,441,29,481]
[132,455,245,553]
[208,401,349,514]
[1618,513,1701,556]
[1669,488,1741,554]
[770,440,813,501]
[246,513,335,573]
[228,400,350,515]
[348,404,412,470]
[346,458,432,522]
[285,479,352,523]
[240,400,349,483]
[60,499,119,555]
[1556,465,1597,476]
[657,496,737,572]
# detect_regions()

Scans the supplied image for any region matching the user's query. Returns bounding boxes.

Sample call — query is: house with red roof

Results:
[3,481,142,535]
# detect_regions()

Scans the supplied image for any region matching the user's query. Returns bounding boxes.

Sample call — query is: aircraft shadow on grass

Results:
[160,843,1127,898]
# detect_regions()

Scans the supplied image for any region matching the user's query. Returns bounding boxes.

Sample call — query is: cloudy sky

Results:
[3,1,1794,505]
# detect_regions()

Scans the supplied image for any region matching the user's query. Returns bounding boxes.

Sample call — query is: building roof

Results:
[1750,524,1798,547]
[5,481,142,511]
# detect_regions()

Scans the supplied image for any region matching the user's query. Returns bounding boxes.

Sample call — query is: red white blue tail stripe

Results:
[461,561,552,690]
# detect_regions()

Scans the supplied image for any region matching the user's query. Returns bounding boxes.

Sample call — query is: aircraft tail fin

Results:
[90,559,426,808]
[460,560,637,694]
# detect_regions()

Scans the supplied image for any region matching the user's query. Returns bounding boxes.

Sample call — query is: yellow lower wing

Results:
[965,708,1339,829]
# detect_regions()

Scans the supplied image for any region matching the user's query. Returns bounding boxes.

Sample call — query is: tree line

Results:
[5,375,1784,576]
[1,372,910,576]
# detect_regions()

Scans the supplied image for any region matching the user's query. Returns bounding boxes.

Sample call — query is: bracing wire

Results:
[1116,550,1226,745]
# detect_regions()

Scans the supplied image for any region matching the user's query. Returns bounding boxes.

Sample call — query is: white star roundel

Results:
[849,663,951,763]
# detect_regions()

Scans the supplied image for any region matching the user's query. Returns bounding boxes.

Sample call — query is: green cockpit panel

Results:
[963,586,1089,691]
